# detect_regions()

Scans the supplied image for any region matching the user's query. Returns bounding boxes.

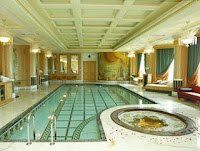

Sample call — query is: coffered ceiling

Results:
[0,0,200,52]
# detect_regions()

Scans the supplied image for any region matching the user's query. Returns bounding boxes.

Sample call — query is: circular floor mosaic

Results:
[111,108,196,136]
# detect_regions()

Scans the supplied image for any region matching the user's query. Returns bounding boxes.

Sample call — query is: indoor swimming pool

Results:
[0,84,155,142]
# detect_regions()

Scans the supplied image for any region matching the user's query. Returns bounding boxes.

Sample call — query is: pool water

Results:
[0,85,154,142]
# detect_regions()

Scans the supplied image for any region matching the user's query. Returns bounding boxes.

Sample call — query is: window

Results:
[71,55,78,74]
[60,55,67,73]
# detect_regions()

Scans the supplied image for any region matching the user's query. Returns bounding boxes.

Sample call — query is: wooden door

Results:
[83,61,96,82]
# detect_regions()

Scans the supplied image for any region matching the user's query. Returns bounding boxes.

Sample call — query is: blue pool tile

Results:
[57,115,71,120]
[85,114,95,119]
[66,137,72,140]
[55,136,65,140]
[74,104,84,107]
[60,111,71,115]
[69,121,82,127]
[67,128,76,136]
[73,107,84,111]
[62,106,73,110]
[57,120,69,127]
[56,128,67,136]
[71,115,84,120]
[85,110,96,114]
[85,104,95,107]
[72,110,84,115]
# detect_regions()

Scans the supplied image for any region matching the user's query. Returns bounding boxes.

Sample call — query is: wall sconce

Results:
[46,53,52,58]
[0,36,10,43]
[46,51,52,58]
[32,48,40,53]
[31,44,40,53]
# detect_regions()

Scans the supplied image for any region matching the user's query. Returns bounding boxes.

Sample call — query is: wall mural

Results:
[98,52,130,81]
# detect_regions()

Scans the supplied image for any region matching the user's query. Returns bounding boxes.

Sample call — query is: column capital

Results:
[4,37,13,45]
[172,35,181,41]
[172,35,185,46]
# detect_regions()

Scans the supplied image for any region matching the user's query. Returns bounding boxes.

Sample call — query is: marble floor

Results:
[0,83,200,151]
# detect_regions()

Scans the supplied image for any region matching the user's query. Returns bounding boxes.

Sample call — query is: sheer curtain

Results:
[167,59,174,82]
[137,53,142,73]
[138,54,146,77]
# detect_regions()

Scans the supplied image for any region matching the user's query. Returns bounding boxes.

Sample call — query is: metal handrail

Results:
[50,112,57,145]
[26,113,35,145]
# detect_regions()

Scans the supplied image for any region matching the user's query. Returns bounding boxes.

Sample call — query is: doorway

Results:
[83,61,96,82]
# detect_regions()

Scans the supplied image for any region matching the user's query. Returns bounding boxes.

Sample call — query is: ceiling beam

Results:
[70,0,83,46]
[57,25,109,29]
[68,47,113,52]
[41,2,160,11]
[56,25,134,30]
[41,3,71,8]
[98,0,136,46]
[50,17,144,22]
[51,17,75,21]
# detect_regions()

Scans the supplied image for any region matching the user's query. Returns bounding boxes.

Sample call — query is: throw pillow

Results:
[192,85,200,94]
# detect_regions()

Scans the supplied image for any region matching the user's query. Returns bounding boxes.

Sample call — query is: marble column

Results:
[44,56,48,82]
[51,57,55,74]
[30,52,37,87]
[4,40,14,79]
[0,42,5,76]
[173,39,188,87]
[146,50,156,82]
[2,39,15,97]
[40,52,48,85]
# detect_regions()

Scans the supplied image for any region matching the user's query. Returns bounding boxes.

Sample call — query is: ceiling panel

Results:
[82,29,107,33]
[82,9,118,18]
[59,29,76,33]
[82,21,111,27]
[81,0,124,5]
[54,21,75,26]
[134,0,164,5]
[46,8,73,18]
[41,0,71,3]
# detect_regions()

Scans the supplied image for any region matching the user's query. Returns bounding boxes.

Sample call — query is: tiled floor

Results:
[0,83,200,151]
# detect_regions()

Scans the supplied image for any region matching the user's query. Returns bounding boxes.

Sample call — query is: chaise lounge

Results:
[177,85,200,102]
